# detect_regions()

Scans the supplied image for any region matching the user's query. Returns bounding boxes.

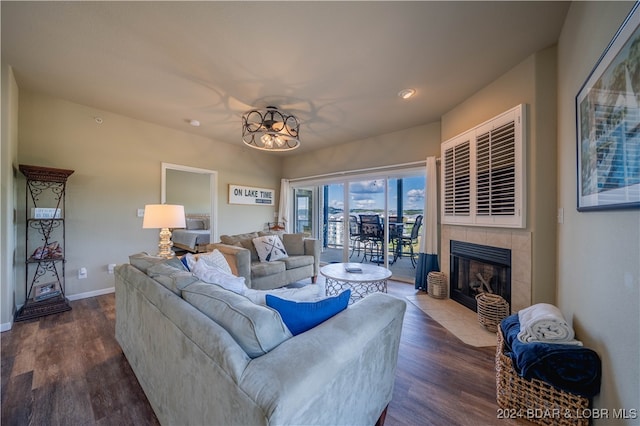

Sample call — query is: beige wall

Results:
[1,65,19,329]
[166,169,211,214]
[558,2,639,422]
[441,46,559,306]
[14,90,281,304]
[281,121,441,179]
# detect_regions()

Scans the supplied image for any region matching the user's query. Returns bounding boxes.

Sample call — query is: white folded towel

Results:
[517,303,583,345]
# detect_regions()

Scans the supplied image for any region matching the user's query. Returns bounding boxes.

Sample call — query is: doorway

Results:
[161,163,219,245]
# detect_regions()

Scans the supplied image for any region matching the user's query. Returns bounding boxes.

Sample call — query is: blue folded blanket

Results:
[500,314,601,398]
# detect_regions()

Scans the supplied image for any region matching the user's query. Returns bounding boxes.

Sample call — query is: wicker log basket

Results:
[427,271,447,299]
[496,327,590,426]
[475,293,509,332]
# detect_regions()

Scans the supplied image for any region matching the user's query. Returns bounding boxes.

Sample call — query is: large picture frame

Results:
[576,3,640,211]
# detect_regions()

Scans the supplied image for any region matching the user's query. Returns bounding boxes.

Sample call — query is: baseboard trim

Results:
[67,287,115,301]
[1,322,13,332]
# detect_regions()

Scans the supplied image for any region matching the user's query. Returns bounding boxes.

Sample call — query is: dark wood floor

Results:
[1,281,524,426]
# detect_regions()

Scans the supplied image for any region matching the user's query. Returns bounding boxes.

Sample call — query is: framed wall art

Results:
[576,3,640,211]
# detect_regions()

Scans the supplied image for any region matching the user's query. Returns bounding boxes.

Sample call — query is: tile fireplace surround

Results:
[442,225,532,313]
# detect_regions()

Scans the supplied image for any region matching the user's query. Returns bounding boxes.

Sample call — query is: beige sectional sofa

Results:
[115,254,406,426]
[208,231,320,290]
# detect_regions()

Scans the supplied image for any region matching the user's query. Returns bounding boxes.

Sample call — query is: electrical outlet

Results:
[108,263,116,274]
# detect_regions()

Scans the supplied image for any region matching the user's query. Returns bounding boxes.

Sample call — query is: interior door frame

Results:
[161,162,219,243]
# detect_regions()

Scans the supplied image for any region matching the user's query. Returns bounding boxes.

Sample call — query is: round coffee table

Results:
[321,263,391,304]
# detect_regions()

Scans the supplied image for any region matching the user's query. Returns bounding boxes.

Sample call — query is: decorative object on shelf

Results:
[143,204,186,258]
[576,3,640,211]
[33,282,61,302]
[15,164,74,322]
[242,106,300,152]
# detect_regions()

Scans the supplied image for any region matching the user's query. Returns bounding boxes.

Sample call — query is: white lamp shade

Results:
[142,204,186,229]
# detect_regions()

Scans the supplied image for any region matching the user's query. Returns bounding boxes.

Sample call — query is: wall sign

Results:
[228,184,275,206]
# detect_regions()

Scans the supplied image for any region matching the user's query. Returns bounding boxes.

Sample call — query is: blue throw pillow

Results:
[180,255,190,271]
[266,290,351,336]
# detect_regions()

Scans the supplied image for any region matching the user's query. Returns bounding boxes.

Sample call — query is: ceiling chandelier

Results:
[242,106,300,152]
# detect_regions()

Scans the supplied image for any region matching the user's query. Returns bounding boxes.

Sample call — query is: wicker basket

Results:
[496,328,590,426]
[427,271,447,299]
[475,293,509,332]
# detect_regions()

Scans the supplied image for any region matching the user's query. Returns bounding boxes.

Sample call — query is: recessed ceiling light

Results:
[398,88,416,99]
[189,119,201,127]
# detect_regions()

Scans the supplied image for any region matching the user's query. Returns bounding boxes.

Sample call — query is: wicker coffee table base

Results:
[325,277,387,304]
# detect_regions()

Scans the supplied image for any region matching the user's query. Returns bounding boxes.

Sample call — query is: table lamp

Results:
[142,204,186,258]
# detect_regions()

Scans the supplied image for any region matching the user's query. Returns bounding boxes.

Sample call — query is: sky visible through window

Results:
[328,175,425,216]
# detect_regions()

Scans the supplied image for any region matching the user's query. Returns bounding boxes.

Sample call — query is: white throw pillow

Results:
[252,235,288,262]
[192,259,247,295]
[244,284,324,305]
[197,249,232,274]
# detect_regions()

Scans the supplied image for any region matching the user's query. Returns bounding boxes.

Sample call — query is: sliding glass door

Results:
[292,170,425,282]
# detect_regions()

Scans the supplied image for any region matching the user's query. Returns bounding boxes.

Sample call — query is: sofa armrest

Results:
[239,293,406,425]
[207,243,252,286]
[303,238,320,276]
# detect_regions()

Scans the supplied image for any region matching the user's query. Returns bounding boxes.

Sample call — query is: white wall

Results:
[282,121,441,179]
[1,65,19,330]
[166,168,211,214]
[15,90,281,305]
[558,2,639,422]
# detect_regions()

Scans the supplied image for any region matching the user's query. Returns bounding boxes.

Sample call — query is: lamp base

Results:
[157,227,175,259]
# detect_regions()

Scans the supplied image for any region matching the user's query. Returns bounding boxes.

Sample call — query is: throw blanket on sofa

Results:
[501,314,601,398]
[517,303,582,345]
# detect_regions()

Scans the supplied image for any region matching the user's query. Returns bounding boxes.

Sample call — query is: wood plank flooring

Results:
[1,281,525,426]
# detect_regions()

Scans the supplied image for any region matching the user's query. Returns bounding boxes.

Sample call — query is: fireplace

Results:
[450,240,511,313]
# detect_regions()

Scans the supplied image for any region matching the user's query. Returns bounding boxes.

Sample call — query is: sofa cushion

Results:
[221,232,260,262]
[182,283,292,358]
[253,235,288,262]
[282,233,306,256]
[251,260,286,278]
[146,262,199,295]
[281,255,314,270]
[266,289,351,336]
[129,252,186,273]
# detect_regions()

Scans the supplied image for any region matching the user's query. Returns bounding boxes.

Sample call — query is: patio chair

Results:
[397,214,423,267]
[359,215,384,263]
[349,215,364,258]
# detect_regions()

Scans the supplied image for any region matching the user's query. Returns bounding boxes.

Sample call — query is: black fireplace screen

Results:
[450,240,511,312]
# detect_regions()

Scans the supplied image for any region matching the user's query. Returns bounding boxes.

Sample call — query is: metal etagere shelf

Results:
[15,164,74,322]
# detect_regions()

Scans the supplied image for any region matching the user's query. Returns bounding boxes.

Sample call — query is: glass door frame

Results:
[290,166,425,272]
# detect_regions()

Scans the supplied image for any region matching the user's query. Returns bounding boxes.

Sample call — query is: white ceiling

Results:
[1,1,570,154]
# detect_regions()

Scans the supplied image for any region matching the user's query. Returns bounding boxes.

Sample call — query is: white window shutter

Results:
[441,104,525,228]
